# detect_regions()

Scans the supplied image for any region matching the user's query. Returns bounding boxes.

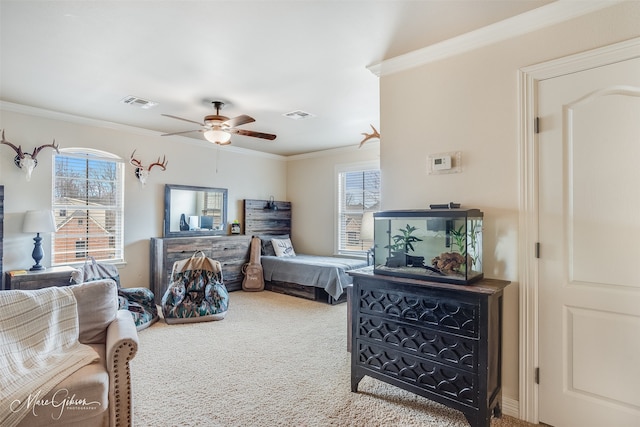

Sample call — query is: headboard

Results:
[243,199,291,236]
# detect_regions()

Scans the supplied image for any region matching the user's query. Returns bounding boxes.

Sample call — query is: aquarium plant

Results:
[384,224,423,267]
[449,224,466,257]
[467,219,481,269]
[388,224,423,253]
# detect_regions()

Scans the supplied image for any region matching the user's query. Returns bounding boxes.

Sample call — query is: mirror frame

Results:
[164,184,228,237]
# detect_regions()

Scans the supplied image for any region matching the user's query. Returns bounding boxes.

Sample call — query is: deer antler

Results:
[2,130,61,181]
[130,149,144,168]
[148,155,168,171]
[130,150,167,171]
[31,139,60,160]
[130,150,167,186]
[0,130,25,158]
[359,124,380,148]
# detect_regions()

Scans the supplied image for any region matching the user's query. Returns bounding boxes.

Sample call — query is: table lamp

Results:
[23,210,56,271]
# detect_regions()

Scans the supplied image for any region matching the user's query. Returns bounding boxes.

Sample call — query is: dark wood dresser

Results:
[150,235,251,304]
[4,265,77,291]
[349,268,509,427]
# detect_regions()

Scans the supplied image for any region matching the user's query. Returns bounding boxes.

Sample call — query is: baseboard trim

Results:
[502,396,519,418]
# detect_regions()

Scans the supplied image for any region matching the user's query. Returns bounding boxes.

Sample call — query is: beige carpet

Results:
[131,291,536,427]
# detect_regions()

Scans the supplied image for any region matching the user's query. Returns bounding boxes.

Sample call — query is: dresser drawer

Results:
[162,255,244,283]
[357,285,480,339]
[354,339,478,406]
[164,240,213,254]
[151,236,251,303]
[357,313,477,371]
[164,237,250,264]
[210,237,251,253]
[219,262,243,284]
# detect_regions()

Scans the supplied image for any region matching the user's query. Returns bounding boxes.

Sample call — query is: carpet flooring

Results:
[131,291,536,427]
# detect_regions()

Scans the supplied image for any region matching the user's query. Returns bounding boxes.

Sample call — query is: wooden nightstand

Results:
[4,265,77,291]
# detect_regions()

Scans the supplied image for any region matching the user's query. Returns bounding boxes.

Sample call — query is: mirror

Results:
[164,184,228,237]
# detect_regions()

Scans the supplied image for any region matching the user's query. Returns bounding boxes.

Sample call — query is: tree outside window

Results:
[52,149,124,264]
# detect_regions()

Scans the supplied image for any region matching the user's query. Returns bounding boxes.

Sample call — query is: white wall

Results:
[377,1,640,410]
[0,105,287,287]
[286,143,379,255]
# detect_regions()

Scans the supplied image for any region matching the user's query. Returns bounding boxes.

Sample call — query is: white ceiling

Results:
[0,0,553,156]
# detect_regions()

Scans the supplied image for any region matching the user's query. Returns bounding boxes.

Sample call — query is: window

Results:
[52,149,124,264]
[75,240,87,259]
[337,163,380,255]
[202,191,224,225]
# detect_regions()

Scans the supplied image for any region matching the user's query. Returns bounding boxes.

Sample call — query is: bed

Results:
[244,199,368,304]
[261,254,367,304]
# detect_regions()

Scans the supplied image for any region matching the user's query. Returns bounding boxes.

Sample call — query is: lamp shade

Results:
[204,129,232,145]
[23,210,56,233]
[360,211,374,241]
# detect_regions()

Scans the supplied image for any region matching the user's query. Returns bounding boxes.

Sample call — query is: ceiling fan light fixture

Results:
[204,129,232,145]
[162,100,276,144]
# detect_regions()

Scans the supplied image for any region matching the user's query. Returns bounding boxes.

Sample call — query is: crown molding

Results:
[368,1,623,77]
[0,100,286,160]
[0,100,376,161]
[286,139,379,161]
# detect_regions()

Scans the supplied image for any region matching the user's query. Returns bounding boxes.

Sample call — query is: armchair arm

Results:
[106,309,139,427]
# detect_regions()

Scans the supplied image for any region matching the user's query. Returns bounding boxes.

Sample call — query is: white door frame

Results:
[517,36,640,424]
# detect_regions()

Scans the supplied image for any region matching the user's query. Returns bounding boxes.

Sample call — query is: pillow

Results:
[271,238,296,257]
[259,234,289,256]
[69,279,118,344]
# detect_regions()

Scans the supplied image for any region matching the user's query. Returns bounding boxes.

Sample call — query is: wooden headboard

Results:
[243,199,292,236]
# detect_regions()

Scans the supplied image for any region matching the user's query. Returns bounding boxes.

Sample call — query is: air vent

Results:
[283,110,315,120]
[121,96,158,109]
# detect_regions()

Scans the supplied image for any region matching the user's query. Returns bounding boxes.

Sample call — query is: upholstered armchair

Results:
[1,279,138,427]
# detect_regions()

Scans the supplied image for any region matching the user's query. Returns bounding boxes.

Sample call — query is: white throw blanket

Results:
[0,286,99,427]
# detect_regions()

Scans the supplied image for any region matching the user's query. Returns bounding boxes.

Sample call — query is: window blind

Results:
[337,168,380,255]
[51,151,124,264]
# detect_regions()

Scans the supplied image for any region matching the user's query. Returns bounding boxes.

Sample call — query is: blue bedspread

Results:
[261,255,368,300]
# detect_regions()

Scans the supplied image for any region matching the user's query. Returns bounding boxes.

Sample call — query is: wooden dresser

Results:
[150,235,251,304]
[4,265,77,291]
[349,268,509,427]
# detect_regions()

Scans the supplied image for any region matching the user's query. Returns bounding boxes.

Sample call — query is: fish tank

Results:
[373,209,483,285]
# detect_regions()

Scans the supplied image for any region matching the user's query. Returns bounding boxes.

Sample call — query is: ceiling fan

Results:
[161,101,276,145]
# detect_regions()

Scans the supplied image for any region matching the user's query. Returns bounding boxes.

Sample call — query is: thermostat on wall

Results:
[427,151,462,175]
[431,155,451,171]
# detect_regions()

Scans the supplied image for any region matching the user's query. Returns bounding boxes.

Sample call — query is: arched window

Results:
[51,148,124,264]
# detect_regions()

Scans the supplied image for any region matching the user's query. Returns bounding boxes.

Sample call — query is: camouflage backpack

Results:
[161,251,229,324]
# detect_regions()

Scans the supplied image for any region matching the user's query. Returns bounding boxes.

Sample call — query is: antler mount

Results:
[130,149,168,186]
[1,129,60,181]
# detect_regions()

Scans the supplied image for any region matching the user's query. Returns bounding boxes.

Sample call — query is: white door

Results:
[538,57,640,427]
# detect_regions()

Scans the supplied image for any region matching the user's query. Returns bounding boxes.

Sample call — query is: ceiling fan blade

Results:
[161,129,204,136]
[161,114,205,126]
[223,114,255,128]
[228,128,277,140]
